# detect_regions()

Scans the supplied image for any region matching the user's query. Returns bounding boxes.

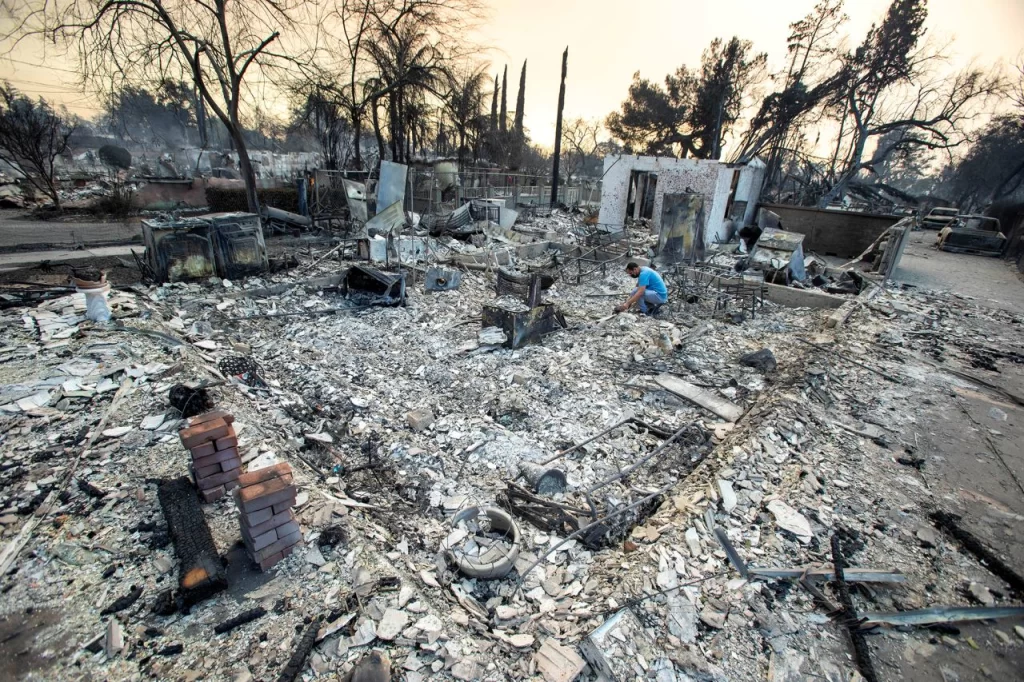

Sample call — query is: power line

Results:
[1,78,84,94]
[1,57,81,75]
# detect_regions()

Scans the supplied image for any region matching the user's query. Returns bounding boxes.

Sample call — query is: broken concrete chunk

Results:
[376,608,409,641]
[140,414,166,430]
[660,569,697,644]
[406,408,435,432]
[304,432,334,444]
[968,582,996,607]
[766,500,813,543]
[581,608,664,682]
[718,480,737,513]
[413,614,443,634]
[684,527,701,557]
[699,604,727,629]
[105,618,124,657]
[916,527,938,548]
[534,638,586,682]
[509,633,535,648]
[450,660,481,680]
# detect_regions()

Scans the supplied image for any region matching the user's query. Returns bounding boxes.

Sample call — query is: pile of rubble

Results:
[0,215,1022,682]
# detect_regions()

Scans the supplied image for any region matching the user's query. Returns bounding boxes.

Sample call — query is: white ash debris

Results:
[0,215,1021,681]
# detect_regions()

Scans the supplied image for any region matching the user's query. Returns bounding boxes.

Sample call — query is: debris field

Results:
[1,214,1023,682]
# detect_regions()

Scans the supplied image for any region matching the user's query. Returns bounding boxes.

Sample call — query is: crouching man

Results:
[615,262,668,315]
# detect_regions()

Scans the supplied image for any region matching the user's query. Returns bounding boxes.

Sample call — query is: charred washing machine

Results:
[142,212,268,283]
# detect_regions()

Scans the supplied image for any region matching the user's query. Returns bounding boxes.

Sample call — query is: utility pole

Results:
[550,47,568,207]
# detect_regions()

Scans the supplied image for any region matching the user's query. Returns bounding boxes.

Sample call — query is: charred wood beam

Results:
[157,477,227,608]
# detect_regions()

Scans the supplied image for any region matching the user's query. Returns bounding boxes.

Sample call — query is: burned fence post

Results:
[157,477,228,608]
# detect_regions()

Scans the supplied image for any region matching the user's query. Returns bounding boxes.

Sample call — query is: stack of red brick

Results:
[234,463,302,570]
[178,410,241,503]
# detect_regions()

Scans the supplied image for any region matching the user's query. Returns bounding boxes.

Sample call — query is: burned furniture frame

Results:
[555,219,636,285]
[669,265,764,320]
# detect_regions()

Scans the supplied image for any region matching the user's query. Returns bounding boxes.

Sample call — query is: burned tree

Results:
[734,0,848,197]
[690,37,767,160]
[0,84,74,208]
[560,117,601,180]
[8,0,313,214]
[606,36,765,159]
[290,83,350,170]
[818,0,1000,207]
[550,47,567,205]
[444,66,489,168]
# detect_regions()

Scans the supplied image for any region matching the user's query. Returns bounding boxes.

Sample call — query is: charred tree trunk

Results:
[352,109,363,170]
[231,127,260,214]
[371,98,385,162]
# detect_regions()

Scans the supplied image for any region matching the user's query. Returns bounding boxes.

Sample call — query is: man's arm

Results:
[616,285,646,313]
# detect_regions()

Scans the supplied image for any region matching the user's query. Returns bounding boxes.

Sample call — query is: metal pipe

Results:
[584,423,693,495]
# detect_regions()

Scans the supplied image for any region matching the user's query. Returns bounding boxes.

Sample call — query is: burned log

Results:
[100,585,144,615]
[275,620,319,682]
[214,607,267,635]
[157,477,227,608]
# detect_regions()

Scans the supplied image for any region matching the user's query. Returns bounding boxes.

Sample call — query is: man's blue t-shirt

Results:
[637,266,668,297]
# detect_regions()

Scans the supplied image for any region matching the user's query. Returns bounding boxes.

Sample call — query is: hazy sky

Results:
[476,0,1024,146]
[0,0,1021,148]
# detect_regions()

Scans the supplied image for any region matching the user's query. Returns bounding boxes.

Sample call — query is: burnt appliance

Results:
[142,212,268,283]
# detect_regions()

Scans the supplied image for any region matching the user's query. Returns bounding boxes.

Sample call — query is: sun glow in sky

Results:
[0,0,1020,149]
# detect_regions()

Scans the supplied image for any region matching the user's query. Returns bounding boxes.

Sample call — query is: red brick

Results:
[251,527,302,562]
[272,497,297,515]
[237,478,296,513]
[192,447,240,469]
[241,509,294,537]
[196,468,240,489]
[258,540,302,571]
[238,462,293,488]
[240,505,275,526]
[225,479,239,492]
[214,434,238,451]
[188,410,235,427]
[243,526,279,551]
[179,420,233,449]
[200,485,226,503]
[195,462,222,479]
[190,441,216,459]
[270,519,298,541]
[257,550,285,571]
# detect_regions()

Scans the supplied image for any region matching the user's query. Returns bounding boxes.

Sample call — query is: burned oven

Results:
[142,212,268,283]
